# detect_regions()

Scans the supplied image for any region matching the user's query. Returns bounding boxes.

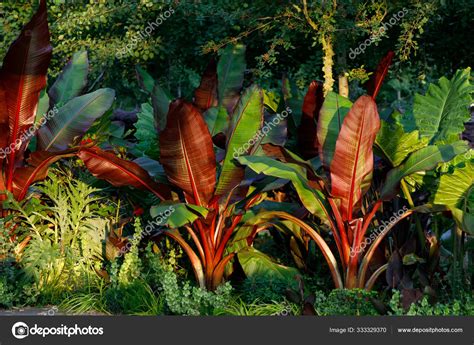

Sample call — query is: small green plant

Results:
[3,172,113,301]
[105,219,164,315]
[215,298,298,316]
[141,245,233,316]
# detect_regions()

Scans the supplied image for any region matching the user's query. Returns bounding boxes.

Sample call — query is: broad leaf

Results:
[365,51,394,99]
[134,102,159,159]
[136,65,155,94]
[375,120,429,167]
[282,76,304,128]
[194,59,218,111]
[217,44,246,115]
[317,91,353,169]
[433,157,474,233]
[136,65,171,131]
[133,156,166,181]
[381,141,469,199]
[298,81,324,159]
[330,95,380,220]
[215,85,263,196]
[260,110,288,146]
[151,83,172,131]
[159,100,216,206]
[203,106,229,137]
[35,90,50,124]
[37,88,115,151]
[0,0,52,186]
[77,146,171,200]
[237,248,299,285]
[49,50,89,107]
[433,158,474,208]
[413,68,473,144]
[150,202,209,228]
[237,155,329,219]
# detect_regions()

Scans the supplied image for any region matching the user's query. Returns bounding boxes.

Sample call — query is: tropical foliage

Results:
[0,0,472,316]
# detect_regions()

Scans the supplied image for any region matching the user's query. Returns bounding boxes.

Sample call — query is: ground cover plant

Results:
[0,0,472,316]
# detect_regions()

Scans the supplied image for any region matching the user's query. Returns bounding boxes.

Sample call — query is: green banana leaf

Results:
[215,85,263,196]
[237,155,329,220]
[317,91,353,168]
[49,50,89,107]
[37,88,115,151]
[217,43,246,115]
[150,203,209,229]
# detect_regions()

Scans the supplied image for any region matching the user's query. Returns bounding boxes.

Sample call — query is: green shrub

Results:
[240,276,288,304]
[159,268,232,316]
[0,277,14,308]
[314,289,379,316]
[388,290,474,316]
[141,245,232,316]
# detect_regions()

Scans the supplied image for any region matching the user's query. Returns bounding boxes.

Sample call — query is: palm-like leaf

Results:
[217,44,246,115]
[215,85,263,196]
[0,0,52,189]
[330,95,380,220]
[237,155,329,220]
[298,81,324,159]
[48,50,89,107]
[77,146,171,200]
[317,91,353,170]
[194,59,218,111]
[37,88,115,151]
[365,51,394,99]
[159,99,216,206]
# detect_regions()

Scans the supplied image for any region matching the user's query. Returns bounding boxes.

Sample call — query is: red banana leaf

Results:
[365,51,394,100]
[0,86,9,171]
[77,146,171,200]
[194,59,218,111]
[159,99,216,206]
[330,95,380,221]
[13,149,77,200]
[298,81,324,159]
[0,0,52,190]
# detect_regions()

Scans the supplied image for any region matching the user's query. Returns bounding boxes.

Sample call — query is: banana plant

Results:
[237,69,469,289]
[79,60,283,289]
[0,0,115,212]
